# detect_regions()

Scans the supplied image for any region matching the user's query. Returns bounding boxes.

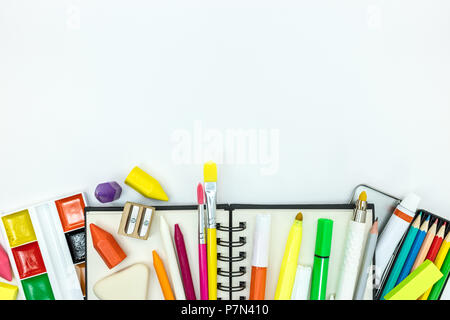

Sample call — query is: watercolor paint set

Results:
[0,193,87,300]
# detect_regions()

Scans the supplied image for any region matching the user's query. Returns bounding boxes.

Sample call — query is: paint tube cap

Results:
[251,214,271,267]
[399,193,421,213]
[314,219,333,257]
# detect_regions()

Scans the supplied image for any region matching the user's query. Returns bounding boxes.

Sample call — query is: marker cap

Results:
[314,219,333,257]
[251,214,271,267]
[399,193,421,213]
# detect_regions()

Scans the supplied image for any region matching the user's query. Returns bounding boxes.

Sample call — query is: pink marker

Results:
[0,243,12,281]
[197,183,208,300]
[174,224,196,300]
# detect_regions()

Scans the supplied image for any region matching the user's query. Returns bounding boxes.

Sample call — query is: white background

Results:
[1,0,450,218]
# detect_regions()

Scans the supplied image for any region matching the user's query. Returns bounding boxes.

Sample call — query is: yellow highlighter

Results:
[274,212,303,300]
[204,161,217,300]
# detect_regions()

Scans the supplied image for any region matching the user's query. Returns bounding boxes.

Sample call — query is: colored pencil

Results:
[421,227,449,300]
[428,248,450,300]
[426,222,447,261]
[174,224,197,300]
[380,214,421,299]
[354,219,378,300]
[435,231,450,269]
[152,250,175,300]
[396,216,430,284]
[411,218,437,271]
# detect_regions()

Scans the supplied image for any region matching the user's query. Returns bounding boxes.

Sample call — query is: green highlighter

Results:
[310,218,333,300]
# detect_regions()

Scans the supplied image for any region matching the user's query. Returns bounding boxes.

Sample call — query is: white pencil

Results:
[159,216,186,300]
[354,219,378,300]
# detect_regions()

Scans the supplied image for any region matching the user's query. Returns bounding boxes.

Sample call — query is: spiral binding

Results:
[217,220,247,299]
[217,222,246,232]
[218,281,246,292]
[218,266,246,277]
[217,236,247,247]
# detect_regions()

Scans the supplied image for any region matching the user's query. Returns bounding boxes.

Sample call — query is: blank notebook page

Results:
[86,208,230,300]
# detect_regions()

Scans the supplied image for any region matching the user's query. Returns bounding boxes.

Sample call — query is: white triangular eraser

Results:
[94,263,149,300]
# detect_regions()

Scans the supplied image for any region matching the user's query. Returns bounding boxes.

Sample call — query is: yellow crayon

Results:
[274,212,303,300]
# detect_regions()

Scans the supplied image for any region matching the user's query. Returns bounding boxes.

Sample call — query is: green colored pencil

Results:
[428,249,450,300]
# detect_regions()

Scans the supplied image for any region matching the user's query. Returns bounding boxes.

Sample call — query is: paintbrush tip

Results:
[197,183,204,204]
[204,161,217,182]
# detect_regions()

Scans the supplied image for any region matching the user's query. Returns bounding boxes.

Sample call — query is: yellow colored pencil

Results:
[411,219,437,271]
[435,231,450,268]
[421,230,450,300]
[274,212,303,300]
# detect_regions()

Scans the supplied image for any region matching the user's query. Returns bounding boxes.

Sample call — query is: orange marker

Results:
[249,214,271,300]
[90,223,127,269]
[153,250,175,300]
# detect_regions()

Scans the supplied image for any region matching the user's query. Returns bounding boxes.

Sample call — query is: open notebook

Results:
[85,204,374,300]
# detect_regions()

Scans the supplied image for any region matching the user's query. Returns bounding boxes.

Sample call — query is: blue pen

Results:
[396,216,430,285]
[380,213,422,299]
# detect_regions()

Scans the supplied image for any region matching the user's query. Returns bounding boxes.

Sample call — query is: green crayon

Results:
[310,218,333,300]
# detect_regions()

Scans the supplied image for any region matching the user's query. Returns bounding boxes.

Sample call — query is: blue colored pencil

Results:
[396,216,430,285]
[380,213,422,299]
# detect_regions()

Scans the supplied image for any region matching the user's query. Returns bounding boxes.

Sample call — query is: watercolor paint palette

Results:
[0,193,86,300]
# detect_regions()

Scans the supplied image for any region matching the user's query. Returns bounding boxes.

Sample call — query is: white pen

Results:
[336,191,368,300]
[354,219,379,300]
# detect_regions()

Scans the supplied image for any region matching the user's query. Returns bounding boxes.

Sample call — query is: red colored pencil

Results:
[426,222,447,261]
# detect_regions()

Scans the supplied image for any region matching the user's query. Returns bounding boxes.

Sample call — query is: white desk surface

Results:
[1,1,449,216]
[0,0,449,299]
